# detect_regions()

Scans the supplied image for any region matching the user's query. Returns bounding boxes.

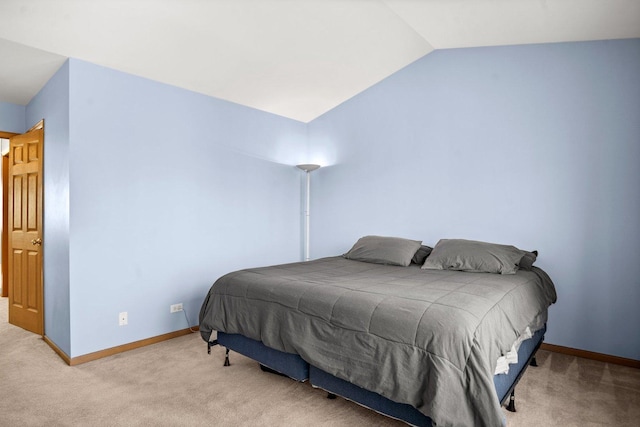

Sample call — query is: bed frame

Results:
[207,326,545,426]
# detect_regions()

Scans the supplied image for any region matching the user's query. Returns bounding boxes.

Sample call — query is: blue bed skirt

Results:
[215,326,545,426]
[216,332,309,382]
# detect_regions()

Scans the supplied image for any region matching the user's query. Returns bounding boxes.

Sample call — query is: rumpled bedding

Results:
[200,257,556,427]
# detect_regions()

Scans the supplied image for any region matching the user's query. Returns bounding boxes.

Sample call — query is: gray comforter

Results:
[199,257,557,427]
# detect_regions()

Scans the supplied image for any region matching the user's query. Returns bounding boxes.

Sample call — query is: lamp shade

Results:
[296,164,321,172]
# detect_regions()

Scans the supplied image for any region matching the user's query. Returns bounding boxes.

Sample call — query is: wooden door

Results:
[8,123,44,335]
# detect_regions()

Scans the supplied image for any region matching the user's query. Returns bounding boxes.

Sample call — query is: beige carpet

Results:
[1,297,638,426]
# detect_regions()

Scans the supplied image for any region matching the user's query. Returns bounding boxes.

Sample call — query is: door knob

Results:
[31,238,42,246]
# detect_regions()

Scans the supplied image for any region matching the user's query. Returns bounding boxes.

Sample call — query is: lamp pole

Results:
[296,164,320,261]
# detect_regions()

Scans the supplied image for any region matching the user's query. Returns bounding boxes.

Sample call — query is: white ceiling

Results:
[0,0,638,123]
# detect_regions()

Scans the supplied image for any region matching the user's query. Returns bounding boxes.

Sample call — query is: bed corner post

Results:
[530,356,538,367]
[224,348,230,366]
[506,391,516,412]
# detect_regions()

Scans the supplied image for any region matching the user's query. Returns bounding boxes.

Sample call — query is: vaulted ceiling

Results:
[1,0,638,122]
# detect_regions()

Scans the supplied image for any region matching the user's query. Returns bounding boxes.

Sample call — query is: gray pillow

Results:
[411,245,433,265]
[344,235,422,267]
[421,239,526,275]
[518,250,538,270]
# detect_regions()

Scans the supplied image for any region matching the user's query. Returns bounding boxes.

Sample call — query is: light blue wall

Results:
[25,61,71,356]
[0,101,25,133]
[307,39,640,360]
[67,60,306,357]
[17,39,639,361]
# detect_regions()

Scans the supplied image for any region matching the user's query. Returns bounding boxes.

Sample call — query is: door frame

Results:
[0,130,18,299]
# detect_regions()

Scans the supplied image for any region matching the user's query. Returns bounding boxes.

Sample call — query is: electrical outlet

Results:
[119,311,128,326]
[170,303,183,313]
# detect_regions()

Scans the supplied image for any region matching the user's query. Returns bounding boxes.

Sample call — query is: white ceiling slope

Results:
[0,1,638,123]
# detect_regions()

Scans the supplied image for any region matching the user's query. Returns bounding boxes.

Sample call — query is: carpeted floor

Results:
[1,296,639,426]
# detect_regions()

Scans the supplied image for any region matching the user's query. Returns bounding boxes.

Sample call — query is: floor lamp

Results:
[296,164,320,261]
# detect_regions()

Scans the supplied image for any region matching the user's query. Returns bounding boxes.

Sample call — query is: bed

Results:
[199,237,557,427]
